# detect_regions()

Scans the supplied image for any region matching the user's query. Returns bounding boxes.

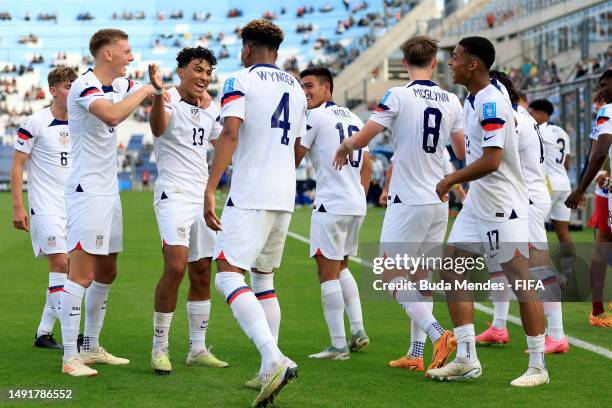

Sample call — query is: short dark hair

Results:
[300,66,334,93]
[458,36,495,70]
[489,70,518,103]
[598,69,612,83]
[89,28,128,57]
[48,65,77,86]
[401,36,438,68]
[529,99,554,116]
[241,19,284,50]
[176,46,217,69]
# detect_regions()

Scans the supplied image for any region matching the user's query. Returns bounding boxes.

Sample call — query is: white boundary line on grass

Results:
[286,231,612,359]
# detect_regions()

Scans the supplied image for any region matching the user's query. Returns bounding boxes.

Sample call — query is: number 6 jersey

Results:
[15,107,71,217]
[369,80,463,205]
[153,87,221,205]
[220,64,307,212]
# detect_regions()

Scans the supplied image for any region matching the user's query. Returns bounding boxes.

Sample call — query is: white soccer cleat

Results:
[62,357,98,377]
[308,345,350,360]
[80,347,130,365]
[426,359,482,381]
[510,367,549,387]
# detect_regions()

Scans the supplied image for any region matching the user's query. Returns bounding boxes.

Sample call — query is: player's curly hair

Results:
[489,70,518,104]
[47,65,77,86]
[458,36,495,70]
[240,19,284,50]
[401,36,438,68]
[176,46,217,69]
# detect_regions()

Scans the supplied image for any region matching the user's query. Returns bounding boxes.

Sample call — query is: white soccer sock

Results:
[408,298,431,358]
[250,271,281,343]
[389,277,443,343]
[59,280,86,361]
[187,300,210,354]
[153,312,173,353]
[526,334,545,369]
[339,268,365,334]
[83,281,110,352]
[321,280,347,349]
[490,274,511,329]
[36,272,66,337]
[530,266,565,340]
[216,272,281,373]
[454,324,478,364]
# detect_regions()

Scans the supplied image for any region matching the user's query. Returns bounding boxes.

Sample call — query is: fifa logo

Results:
[58,131,70,147]
[95,234,104,249]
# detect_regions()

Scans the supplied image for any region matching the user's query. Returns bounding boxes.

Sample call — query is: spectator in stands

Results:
[0,11,12,21]
[320,3,334,13]
[343,0,350,11]
[227,8,243,18]
[218,45,230,59]
[486,12,495,28]
[297,7,305,17]
[575,62,588,79]
[263,10,277,20]
[142,170,150,191]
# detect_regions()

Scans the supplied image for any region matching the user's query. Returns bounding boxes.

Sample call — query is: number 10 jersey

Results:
[220,64,308,212]
[369,80,463,205]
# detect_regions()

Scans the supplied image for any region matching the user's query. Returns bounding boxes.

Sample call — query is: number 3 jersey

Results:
[15,107,71,217]
[369,80,463,205]
[301,101,367,216]
[540,121,571,192]
[220,64,307,212]
[153,87,221,205]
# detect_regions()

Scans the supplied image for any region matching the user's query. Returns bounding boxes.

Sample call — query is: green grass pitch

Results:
[0,191,610,407]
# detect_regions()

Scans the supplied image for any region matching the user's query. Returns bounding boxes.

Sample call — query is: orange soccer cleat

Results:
[427,330,456,370]
[589,312,612,328]
[389,356,424,371]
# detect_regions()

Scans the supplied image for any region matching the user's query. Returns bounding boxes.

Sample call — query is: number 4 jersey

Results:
[15,107,71,217]
[369,80,463,205]
[153,87,221,205]
[301,101,367,216]
[220,64,307,212]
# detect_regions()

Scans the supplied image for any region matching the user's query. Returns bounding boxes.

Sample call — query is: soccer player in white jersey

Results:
[60,29,157,377]
[334,36,465,372]
[529,99,575,282]
[11,66,77,350]
[475,71,568,354]
[566,69,612,327]
[294,66,371,360]
[147,47,228,374]
[203,20,306,406]
[428,36,549,387]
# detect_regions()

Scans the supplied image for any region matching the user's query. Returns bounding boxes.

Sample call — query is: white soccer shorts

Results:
[30,213,68,258]
[548,190,571,222]
[213,206,292,272]
[66,193,123,255]
[309,211,364,261]
[155,200,216,262]
[447,209,529,266]
[528,202,550,251]
[380,202,448,259]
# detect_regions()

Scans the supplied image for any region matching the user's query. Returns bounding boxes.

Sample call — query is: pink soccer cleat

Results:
[543,336,570,354]
[475,322,509,345]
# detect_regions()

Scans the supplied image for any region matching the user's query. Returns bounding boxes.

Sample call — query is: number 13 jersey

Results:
[369,80,463,205]
[220,64,307,212]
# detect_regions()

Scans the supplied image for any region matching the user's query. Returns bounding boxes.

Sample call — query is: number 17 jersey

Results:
[369,80,463,205]
[220,64,307,212]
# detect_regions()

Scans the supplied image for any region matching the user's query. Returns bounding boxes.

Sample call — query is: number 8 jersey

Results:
[220,64,307,212]
[369,80,463,205]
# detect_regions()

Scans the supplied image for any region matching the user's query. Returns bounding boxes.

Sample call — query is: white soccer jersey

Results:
[540,121,571,191]
[66,69,141,196]
[300,101,366,216]
[443,148,453,176]
[462,83,528,221]
[154,87,221,205]
[369,80,463,205]
[15,107,71,216]
[220,64,307,212]
[593,103,612,158]
[514,104,550,204]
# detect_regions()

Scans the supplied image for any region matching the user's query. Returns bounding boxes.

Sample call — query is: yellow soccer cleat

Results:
[151,350,172,375]
[62,357,98,377]
[428,330,456,370]
[252,358,298,407]
[244,374,264,390]
[388,356,424,371]
[80,347,129,365]
[589,312,612,328]
[186,348,228,368]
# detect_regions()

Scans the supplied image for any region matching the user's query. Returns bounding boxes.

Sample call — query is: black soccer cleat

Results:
[34,334,63,350]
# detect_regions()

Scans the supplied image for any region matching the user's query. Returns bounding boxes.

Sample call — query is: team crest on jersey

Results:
[191,107,200,123]
[47,236,56,248]
[95,235,104,249]
[177,226,186,240]
[58,131,70,147]
[482,102,497,119]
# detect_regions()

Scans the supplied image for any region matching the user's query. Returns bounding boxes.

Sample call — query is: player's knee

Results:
[165,260,187,282]
[49,257,69,273]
